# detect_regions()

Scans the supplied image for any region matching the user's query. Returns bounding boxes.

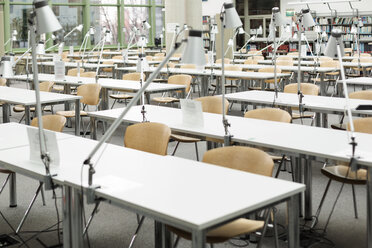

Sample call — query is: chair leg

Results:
[311,178,332,229]
[272,209,279,248]
[173,236,180,248]
[351,184,358,219]
[128,216,145,248]
[257,208,272,248]
[194,142,199,161]
[0,173,11,195]
[40,187,46,206]
[83,200,101,235]
[111,99,117,109]
[171,142,181,156]
[16,182,43,234]
[274,155,287,178]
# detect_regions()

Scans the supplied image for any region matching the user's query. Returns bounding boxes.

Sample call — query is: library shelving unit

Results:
[202,15,211,50]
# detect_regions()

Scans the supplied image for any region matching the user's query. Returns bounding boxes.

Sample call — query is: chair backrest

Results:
[287,52,299,56]
[248,50,262,55]
[195,96,229,114]
[216,58,231,64]
[359,53,371,57]
[167,62,176,68]
[202,146,274,177]
[173,53,183,58]
[124,122,171,156]
[243,59,258,65]
[277,56,293,61]
[252,55,265,61]
[225,65,243,72]
[67,68,85,76]
[80,71,96,78]
[319,56,333,62]
[0,78,6,86]
[39,81,55,92]
[320,60,339,68]
[122,72,145,81]
[276,60,293,66]
[154,52,165,57]
[145,56,153,61]
[77,84,102,105]
[112,55,123,60]
[348,117,372,134]
[152,56,164,61]
[244,108,292,123]
[31,115,67,132]
[352,57,372,63]
[349,90,372,100]
[258,67,282,74]
[180,64,197,69]
[284,83,319,95]
[168,74,192,93]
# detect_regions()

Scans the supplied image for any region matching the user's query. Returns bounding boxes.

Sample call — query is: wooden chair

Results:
[314,117,372,230]
[244,108,293,179]
[124,122,171,156]
[0,78,7,86]
[284,83,319,124]
[56,84,101,136]
[211,65,242,95]
[171,96,229,161]
[152,75,192,106]
[0,114,66,234]
[252,55,265,61]
[180,64,201,96]
[101,60,114,77]
[112,55,123,60]
[152,56,164,62]
[154,52,165,57]
[109,73,144,109]
[167,146,277,247]
[216,58,231,64]
[347,57,372,78]
[287,52,299,56]
[277,56,293,61]
[54,68,85,93]
[80,71,96,78]
[248,50,262,55]
[258,67,282,91]
[13,81,55,122]
[243,59,258,72]
[318,56,333,62]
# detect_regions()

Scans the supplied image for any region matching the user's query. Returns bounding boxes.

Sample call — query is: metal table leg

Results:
[320,72,326,96]
[2,103,10,123]
[192,230,206,248]
[25,106,31,125]
[315,112,321,127]
[304,157,313,220]
[75,99,80,136]
[155,221,163,248]
[71,188,83,248]
[9,173,17,207]
[367,167,372,248]
[288,194,300,248]
[322,113,328,128]
[63,186,72,248]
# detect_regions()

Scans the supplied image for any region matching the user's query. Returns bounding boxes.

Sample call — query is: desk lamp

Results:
[78,26,94,55]
[83,28,205,202]
[296,8,315,117]
[0,56,14,78]
[4,30,17,53]
[95,30,111,83]
[270,7,286,99]
[220,2,242,146]
[29,0,62,189]
[45,24,83,52]
[224,27,245,57]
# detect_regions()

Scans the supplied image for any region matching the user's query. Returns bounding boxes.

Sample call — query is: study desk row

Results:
[0,122,304,248]
[87,104,372,246]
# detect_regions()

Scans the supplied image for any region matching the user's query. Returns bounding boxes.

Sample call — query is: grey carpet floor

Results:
[0,79,368,247]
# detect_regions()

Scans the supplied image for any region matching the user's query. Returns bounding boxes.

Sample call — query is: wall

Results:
[280,0,372,16]
[202,0,232,17]
[0,5,3,56]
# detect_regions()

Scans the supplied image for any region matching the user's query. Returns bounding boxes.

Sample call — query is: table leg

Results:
[287,194,300,248]
[63,186,72,248]
[71,188,83,248]
[367,167,372,248]
[90,117,97,140]
[315,113,321,127]
[202,75,208,96]
[9,173,17,208]
[304,157,313,220]
[320,72,326,96]
[102,88,109,110]
[292,156,303,217]
[25,106,31,125]
[192,230,206,248]
[75,99,80,136]
[154,221,163,248]
[2,103,10,123]
[322,113,328,128]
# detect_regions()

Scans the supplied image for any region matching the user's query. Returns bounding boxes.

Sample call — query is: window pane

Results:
[123,7,149,44]
[124,0,149,5]
[91,0,118,4]
[10,0,32,2]
[10,5,33,48]
[155,0,163,4]
[248,0,280,16]
[91,6,118,45]
[52,0,83,3]
[53,5,84,46]
[155,7,164,39]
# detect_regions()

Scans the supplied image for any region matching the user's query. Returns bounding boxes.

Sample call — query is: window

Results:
[248,0,280,16]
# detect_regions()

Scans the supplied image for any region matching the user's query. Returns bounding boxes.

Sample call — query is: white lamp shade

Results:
[314,25,321,33]
[251,35,256,41]
[136,54,150,72]
[272,7,285,27]
[51,34,56,40]
[182,30,206,67]
[351,25,357,34]
[302,9,315,28]
[34,0,62,34]
[227,38,234,46]
[321,31,328,38]
[143,21,151,30]
[76,24,84,32]
[257,26,263,34]
[0,56,14,78]
[238,27,245,34]
[325,29,344,59]
[12,30,18,36]
[36,42,45,54]
[293,32,298,39]
[89,27,95,35]
[224,3,242,29]
[137,36,148,47]
[211,24,219,34]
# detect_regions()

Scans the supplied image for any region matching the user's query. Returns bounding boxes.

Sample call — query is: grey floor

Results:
[0,79,368,247]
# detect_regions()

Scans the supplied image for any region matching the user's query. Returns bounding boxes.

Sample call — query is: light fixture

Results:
[182,30,206,68]
[293,32,298,39]
[34,0,62,34]
[142,21,151,30]
[289,0,361,4]
[238,27,245,34]
[0,56,14,78]
[224,3,242,29]
[36,41,46,54]
[321,30,328,38]
[302,9,315,28]
[351,25,357,34]
[272,7,286,27]
[325,28,345,58]
[257,25,263,35]
[227,38,234,47]
[90,27,95,35]
[314,25,321,33]
[211,24,219,34]
[76,24,83,32]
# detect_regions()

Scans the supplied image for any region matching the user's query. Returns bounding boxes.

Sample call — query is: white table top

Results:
[117,67,291,80]
[37,61,115,69]
[89,105,372,167]
[225,90,372,115]
[10,74,185,93]
[343,77,372,85]
[0,86,81,105]
[0,123,304,231]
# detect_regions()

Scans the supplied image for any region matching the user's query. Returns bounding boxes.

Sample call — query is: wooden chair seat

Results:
[56,110,88,118]
[330,123,347,130]
[291,112,315,119]
[53,85,65,92]
[167,218,264,244]
[170,134,200,143]
[321,165,366,185]
[0,168,13,174]
[152,79,168,83]
[152,96,179,103]
[325,72,339,76]
[248,86,262,90]
[109,94,133,100]
[13,105,52,113]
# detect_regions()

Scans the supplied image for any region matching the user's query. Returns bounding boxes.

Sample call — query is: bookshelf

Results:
[202,16,211,49]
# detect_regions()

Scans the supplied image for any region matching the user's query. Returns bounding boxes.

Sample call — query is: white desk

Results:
[0,86,81,135]
[88,104,372,233]
[117,66,291,96]
[37,61,116,75]
[9,74,186,110]
[0,123,304,248]
[224,90,372,127]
